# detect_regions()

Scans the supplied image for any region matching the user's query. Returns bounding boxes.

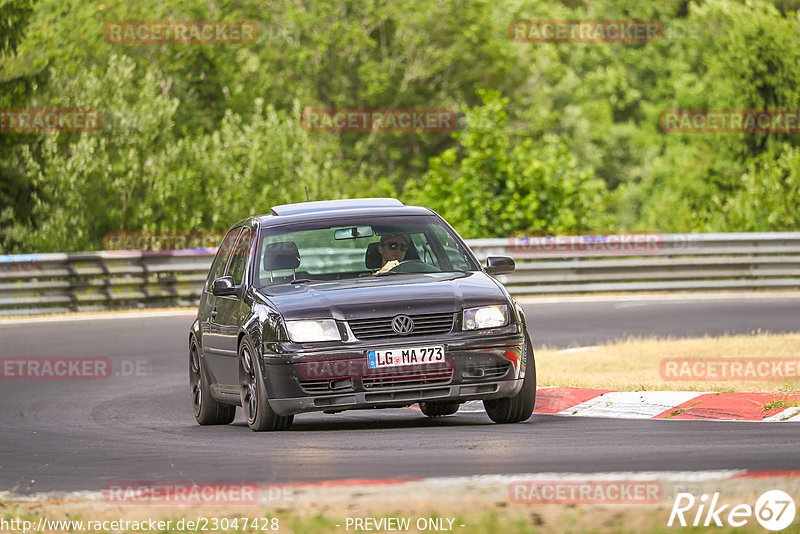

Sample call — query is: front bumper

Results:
[269,378,521,415]
[260,326,526,416]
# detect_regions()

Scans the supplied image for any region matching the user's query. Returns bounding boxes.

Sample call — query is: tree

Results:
[719,142,800,231]
[0,0,36,57]
[405,91,607,238]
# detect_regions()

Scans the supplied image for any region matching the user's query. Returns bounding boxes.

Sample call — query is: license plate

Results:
[367,345,445,369]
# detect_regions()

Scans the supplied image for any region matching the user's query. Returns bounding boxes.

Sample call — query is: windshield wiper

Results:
[290,278,320,284]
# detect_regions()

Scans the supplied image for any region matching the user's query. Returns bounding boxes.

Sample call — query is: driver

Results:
[373,234,409,275]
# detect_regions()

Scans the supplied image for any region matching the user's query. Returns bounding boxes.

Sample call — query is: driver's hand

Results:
[373,260,400,275]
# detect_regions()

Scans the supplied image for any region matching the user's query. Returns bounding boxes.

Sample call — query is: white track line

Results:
[764,407,800,422]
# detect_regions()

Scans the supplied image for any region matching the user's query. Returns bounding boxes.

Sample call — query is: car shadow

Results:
[228,409,499,432]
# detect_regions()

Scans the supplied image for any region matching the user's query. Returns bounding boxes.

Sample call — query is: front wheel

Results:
[190,336,235,425]
[239,338,293,432]
[483,333,536,424]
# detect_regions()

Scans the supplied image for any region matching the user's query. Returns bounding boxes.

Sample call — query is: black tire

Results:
[190,336,236,425]
[419,401,460,417]
[239,337,293,432]
[483,333,536,424]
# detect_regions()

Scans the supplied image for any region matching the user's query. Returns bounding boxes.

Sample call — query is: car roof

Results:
[254,198,434,226]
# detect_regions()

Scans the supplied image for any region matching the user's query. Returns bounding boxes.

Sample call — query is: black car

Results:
[189,198,535,431]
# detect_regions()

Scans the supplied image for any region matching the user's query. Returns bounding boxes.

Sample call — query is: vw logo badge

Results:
[391,315,414,335]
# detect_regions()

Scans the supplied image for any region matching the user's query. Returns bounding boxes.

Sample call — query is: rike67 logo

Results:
[669,490,796,531]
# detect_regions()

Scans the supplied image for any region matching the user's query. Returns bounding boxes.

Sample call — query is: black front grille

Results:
[349,312,455,340]
[463,361,512,380]
[298,379,333,394]
[362,367,454,390]
[298,378,353,394]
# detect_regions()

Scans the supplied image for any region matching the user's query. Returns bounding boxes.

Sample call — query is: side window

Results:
[206,228,242,290]
[226,227,252,285]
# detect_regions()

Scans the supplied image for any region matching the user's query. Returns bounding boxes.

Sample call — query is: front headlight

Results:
[463,305,508,330]
[285,319,341,342]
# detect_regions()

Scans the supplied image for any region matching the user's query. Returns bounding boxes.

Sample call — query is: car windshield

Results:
[255,215,478,287]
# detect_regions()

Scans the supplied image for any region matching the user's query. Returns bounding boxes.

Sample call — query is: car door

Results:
[200,227,242,385]
[206,226,253,389]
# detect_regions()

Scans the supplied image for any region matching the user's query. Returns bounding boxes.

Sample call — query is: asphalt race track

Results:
[523,293,800,347]
[1,294,799,495]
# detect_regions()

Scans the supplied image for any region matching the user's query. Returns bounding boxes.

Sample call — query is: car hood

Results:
[256,272,508,321]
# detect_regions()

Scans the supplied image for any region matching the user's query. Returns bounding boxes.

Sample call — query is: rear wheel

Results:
[419,401,460,417]
[239,337,293,432]
[190,336,235,425]
[483,333,536,424]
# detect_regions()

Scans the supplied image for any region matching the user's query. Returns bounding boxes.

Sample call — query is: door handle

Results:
[211,307,218,319]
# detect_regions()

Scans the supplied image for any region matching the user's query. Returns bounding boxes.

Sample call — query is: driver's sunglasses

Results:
[385,242,409,251]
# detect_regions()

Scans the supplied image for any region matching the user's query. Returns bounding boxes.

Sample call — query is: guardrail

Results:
[1,232,799,315]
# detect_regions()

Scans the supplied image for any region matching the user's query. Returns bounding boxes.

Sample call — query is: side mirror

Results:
[212,276,237,296]
[484,256,515,276]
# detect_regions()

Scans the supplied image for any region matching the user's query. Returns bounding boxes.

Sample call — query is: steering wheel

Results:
[387,259,440,273]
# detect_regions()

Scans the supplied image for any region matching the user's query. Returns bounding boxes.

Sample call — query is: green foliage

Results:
[405,91,608,238]
[0,0,36,58]
[620,0,800,231]
[2,0,800,253]
[1,55,379,252]
[1,55,181,251]
[151,100,389,233]
[719,142,800,231]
